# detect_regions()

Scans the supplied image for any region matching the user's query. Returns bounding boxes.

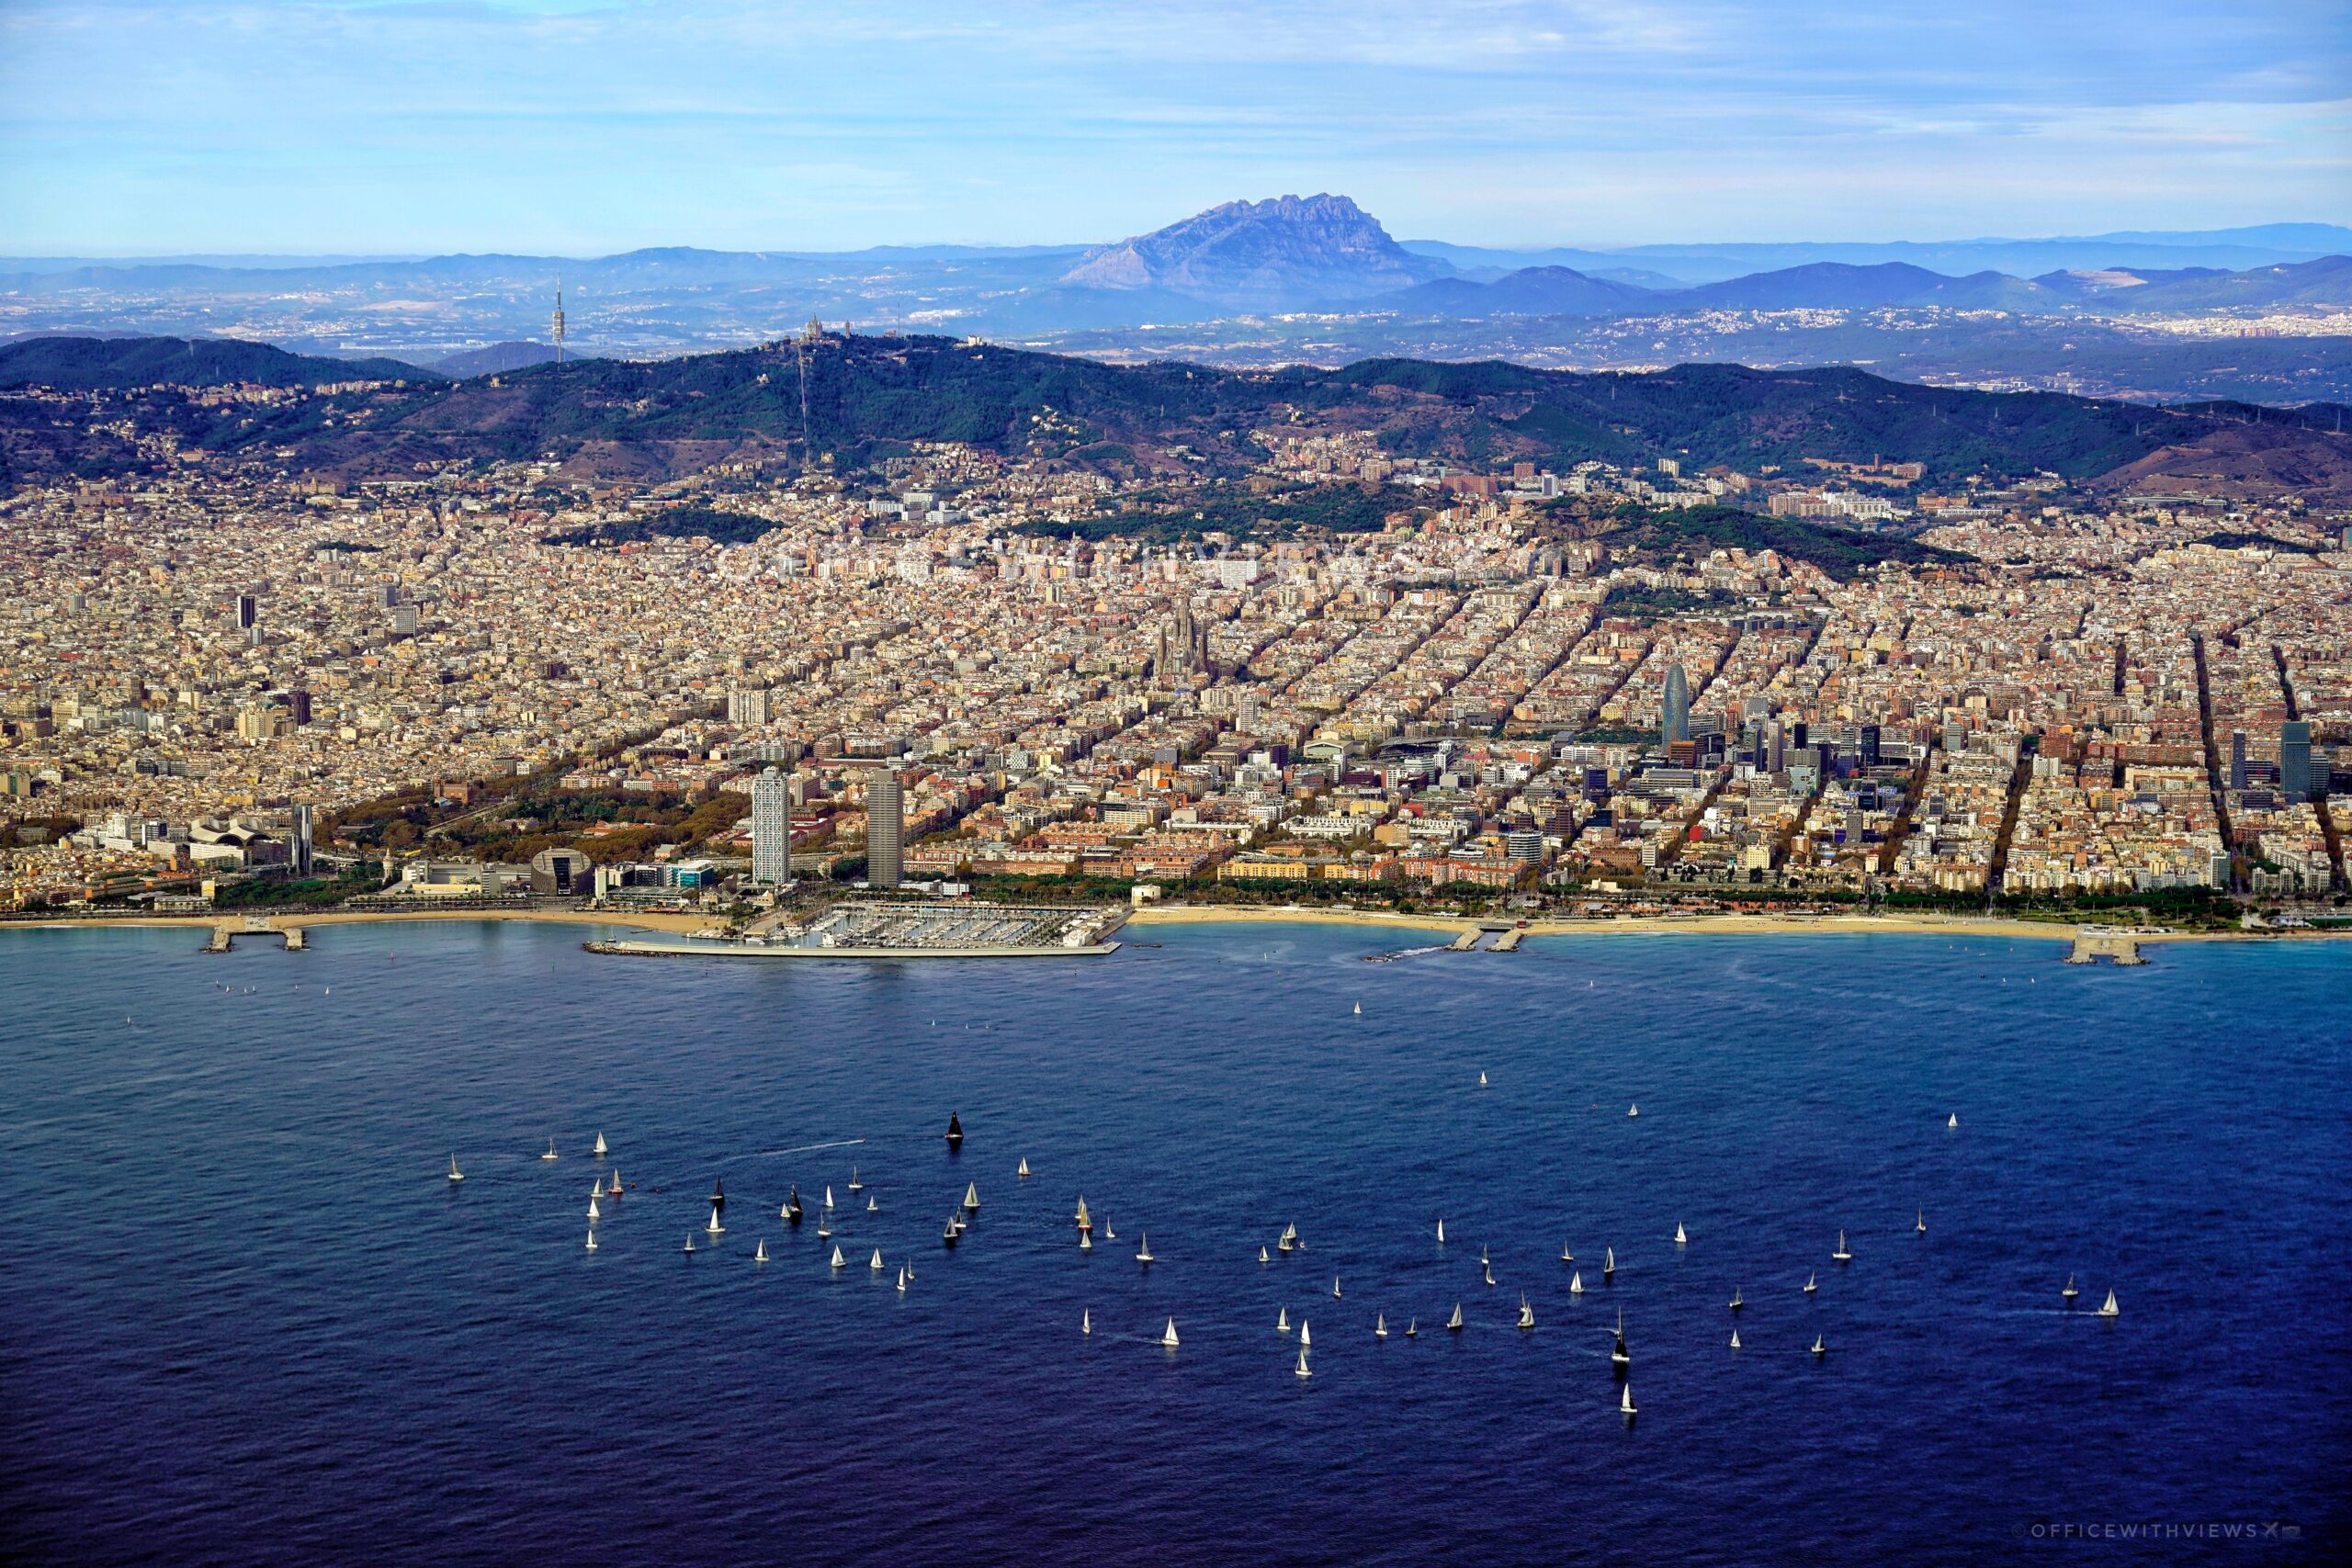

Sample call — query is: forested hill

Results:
[17,331,2352,498]
[0,334,439,390]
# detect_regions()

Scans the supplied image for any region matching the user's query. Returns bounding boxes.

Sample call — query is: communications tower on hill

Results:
[550,279,567,368]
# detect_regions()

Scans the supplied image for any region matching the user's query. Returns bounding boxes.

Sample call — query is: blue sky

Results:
[1,0,2346,255]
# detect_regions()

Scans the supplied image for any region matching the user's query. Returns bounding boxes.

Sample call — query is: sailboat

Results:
[1352,1002,1362,1016]
[1406,1319,1419,1338]
[1674,1223,1687,1246]
[1295,1348,1311,1380]
[1081,1308,1091,1336]
[1478,1072,1488,1088]
[942,1215,960,1247]
[1160,1318,1179,1348]
[1804,1272,1817,1295]
[830,1245,846,1269]
[1947,1113,1958,1130]
[447,1155,465,1183]
[1136,1234,1154,1264]
[684,1233,696,1254]
[817,1212,834,1239]
[1278,1307,1290,1333]
[1436,1218,1446,1244]
[754,1238,768,1264]
[1603,1247,1615,1279]
[1103,1222,1115,1241]
[2097,1289,2120,1318]
[594,1132,607,1158]
[870,1247,885,1272]
[848,1167,863,1192]
[541,1138,559,1162]
[709,1178,726,1211]
[1079,1230,1092,1252]
[1018,1157,1031,1179]
[1375,1314,1388,1340]
[896,1265,907,1294]
[2062,1275,2078,1302]
[585,1229,597,1252]
[1299,1320,1310,1348]
[866,1195,877,1213]
[587,1196,601,1223]
[786,1186,803,1224]
[1811,1334,1826,1356]
[1728,1287,1743,1311]
[1569,1271,1584,1294]
[1517,1293,1534,1330]
[1611,1311,1629,1370]
[1259,1246,1271,1264]
[1628,1104,1639,1118]
[824,1186,835,1211]
[1278,1224,1295,1255]
[1075,1197,1091,1232]
[1559,1242,1574,1263]
[1917,1210,1927,1234]
[607,1170,623,1197]
[1621,1382,1636,1417]
[705,1203,725,1235]
[1832,1231,1851,1262]
[1729,1327,1740,1349]
[1483,1262,1497,1288]
[945,1113,964,1147]
[1446,1303,1464,1332]
[1332,1276,1341,1300]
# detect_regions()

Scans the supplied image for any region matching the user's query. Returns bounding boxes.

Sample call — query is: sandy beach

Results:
[0,907,717,936]
[1126,904,2346,945]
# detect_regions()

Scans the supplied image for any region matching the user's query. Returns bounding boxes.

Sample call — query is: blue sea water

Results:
[0,920,2346,1567]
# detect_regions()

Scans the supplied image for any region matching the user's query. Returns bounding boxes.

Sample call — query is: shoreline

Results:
[2,902,2342,949]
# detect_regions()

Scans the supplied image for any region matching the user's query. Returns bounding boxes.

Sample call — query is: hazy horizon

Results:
[2,1,2346,256]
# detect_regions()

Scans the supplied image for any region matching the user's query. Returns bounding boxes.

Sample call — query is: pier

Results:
[1492,928,1527,952]
[203,924,234,953]
[1447,930,1480,952]
[2066,927,2147,965]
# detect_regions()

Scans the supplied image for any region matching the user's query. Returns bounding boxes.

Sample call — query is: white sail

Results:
[1560,1242,1573,1262]
[1628,1104,1639,1118]
[1447,1303,1463,1330]
[594,1133,607,1157]
[1299,1320,1310,1348]
[1295,1348,1311,1380]
[1675,1223,1687,1245]
[1729,1328,1740,1348]
[1375,1314,1387,1338]
[1604,1247,1615,1273]
[849,1167,862,1190]
[585,1229,597,1251]
[1278,1307,1290,1332]
[1135,1232,1152,1262]
[896,1266,907,1293]
[684,1233,695,1252]
[831,1245,845,1269]
[447,1156,464,1182]
[1917,1210,1927,1233]
[963,1182,979,1211]
[1018,1157,1031,1179]
[1352,1002,1361,1016]
[1332,1277,1341,1299]
[824,1187,834,1209]
[870,1247,885,1271]
[542,1138,559,1161]
[1804,1271,1817,1293]
[706,1203,725,1235]
[2098,1289,2119,1317]
[587,1196,600,1222]
[1812,1334,1825,1354]
[1259,1246,1270,1263]
[609,1171,623,1196]
[1436,1218,1445,1243]
[1518,1294,1534,1330]
[1569,1271,1583,1294]
[1081,1308,1091,1335]
[1478,1072,1488,1087]
[1079,1231,1091,1251]
[1161,1318,1179,1348]
[867,1196,877,1212]
[1621,1382,1635,1415]
[1947,1113,1958,1130]
[755,1239,768,1263]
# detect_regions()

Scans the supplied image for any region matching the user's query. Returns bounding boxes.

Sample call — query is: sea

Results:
[0,920,2346,1567]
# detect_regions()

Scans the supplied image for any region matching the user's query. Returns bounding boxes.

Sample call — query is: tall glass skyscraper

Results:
[1662,663,1690,747]
[751,767,792,885]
